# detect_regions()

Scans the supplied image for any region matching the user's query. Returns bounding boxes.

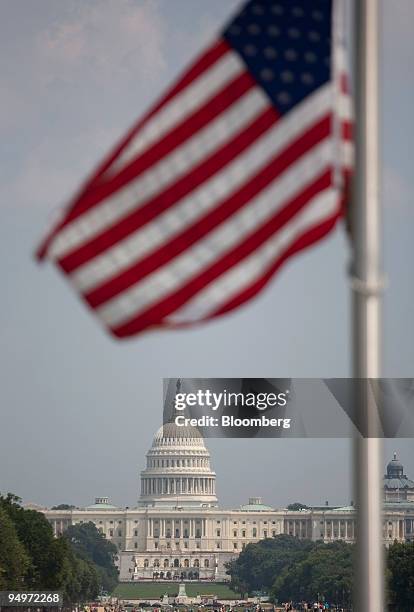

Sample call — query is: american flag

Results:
[37,0,352,339]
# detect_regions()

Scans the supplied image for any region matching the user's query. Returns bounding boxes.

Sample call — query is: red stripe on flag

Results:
[86,40,235,190]
[83,115,332,308]
[109,169,333,337]
[35,39,232,261]
[94,40,233,183]
[58,105,279,273]
[340,72,350,95]
[342,120,353,141]
[58,72,257,226]
[209,212,340,321]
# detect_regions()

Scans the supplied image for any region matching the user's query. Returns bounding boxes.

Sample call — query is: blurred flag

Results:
[36,0,352,338]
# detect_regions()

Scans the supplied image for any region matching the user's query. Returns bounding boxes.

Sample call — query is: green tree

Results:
[227,535,314,595]
[51,504,77,510]
[52,539,100,603]
[272,541,354,605]
[0,507,29,589]
[227,535,355,605]
[0,493,58,588]
[0,493,100,602]
[64,522,118,592]
[287,502,310,511]
[387,541,414,611]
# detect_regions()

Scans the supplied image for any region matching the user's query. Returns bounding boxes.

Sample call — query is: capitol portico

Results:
[43,424,414,582]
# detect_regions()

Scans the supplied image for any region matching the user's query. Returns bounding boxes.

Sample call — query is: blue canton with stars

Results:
[223,0,332,115]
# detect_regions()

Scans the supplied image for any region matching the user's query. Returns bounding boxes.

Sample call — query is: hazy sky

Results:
[1,0,413,510]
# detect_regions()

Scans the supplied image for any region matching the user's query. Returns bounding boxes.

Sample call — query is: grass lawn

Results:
[112,582,240,600]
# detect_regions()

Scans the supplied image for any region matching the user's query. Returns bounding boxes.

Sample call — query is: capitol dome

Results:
[152,422,205,446]
[138,422,218,508]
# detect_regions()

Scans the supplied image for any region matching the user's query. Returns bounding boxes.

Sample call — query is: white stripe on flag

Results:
[71,84,334,292]
[95,137,334,327]
[167,187,339,323]
[110,49,246,173]
[342,140,354,170]
[338,93,352,121]
[49,85,270,261]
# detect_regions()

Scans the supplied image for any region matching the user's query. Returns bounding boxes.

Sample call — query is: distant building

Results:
[43,425,414,582]
[383,452,414,502]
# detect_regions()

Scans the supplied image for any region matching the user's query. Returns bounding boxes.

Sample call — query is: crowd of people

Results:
[83,601,350,612]
[281,603,349,611]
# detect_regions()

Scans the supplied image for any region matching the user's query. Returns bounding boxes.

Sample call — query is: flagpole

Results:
[351,0,384,610]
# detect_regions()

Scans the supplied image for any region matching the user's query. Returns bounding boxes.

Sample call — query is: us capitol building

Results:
[42,424,414,582]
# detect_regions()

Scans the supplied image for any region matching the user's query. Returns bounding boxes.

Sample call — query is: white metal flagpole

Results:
[351,0,384,610]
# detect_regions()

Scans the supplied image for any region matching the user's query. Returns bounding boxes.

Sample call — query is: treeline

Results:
[387,541,414,611]
[227,534,414,610]
[0,494,118,603]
